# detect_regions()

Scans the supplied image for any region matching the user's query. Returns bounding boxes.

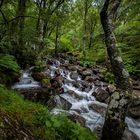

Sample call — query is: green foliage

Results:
[0,54,19,72]
[102,69,115,84]
[0,86,97,140]
[0,54,20,85]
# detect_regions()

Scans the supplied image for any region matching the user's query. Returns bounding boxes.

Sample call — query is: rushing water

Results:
[12,69,40,90]
[12,59,140,139]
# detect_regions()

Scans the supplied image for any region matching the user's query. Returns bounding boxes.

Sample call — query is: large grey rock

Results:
[89,103,106,115]
[70,71,79,80]
[94,88,110,102]
[81,69,93,78]
[85,75,99,82]
[122,128,139,140]
[106,84,116,94]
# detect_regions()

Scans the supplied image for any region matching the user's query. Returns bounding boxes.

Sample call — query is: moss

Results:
[41,78,51,88]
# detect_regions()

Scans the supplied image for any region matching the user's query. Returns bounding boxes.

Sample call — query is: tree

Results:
[100,0,132,140]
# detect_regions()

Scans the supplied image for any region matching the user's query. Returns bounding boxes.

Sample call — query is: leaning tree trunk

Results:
[100,0,132,140]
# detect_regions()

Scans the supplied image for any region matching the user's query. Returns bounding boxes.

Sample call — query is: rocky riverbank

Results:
[12,54,140,140]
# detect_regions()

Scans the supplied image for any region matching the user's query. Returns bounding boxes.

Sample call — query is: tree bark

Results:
[18,0,27,48]
[82,0,88,56]
[55,21,59,56]
[88,21,96,49]
[100,0,132,140]
[0,0,4,8]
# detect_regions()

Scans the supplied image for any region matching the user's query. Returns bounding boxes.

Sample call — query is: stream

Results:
[12,58,140,139]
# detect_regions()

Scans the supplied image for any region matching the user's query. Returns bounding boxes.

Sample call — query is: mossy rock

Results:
[41,78,51,88]
[32,72,46,82]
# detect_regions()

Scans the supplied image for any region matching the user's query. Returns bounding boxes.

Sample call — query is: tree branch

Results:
[0,9,8,24]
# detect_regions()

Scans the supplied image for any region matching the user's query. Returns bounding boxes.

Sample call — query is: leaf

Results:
[45,120,52,128]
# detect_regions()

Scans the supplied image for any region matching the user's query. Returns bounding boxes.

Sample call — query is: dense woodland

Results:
[0,0,140,140]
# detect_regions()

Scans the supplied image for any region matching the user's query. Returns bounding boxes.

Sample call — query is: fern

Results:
[0,54,20,72]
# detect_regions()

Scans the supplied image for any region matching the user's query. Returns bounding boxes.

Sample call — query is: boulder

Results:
[68,114,86,127]
[95,88,110,102]
[20,88,51,104]
[128,106,140,119]
[68,65,78,71]
[94,80,108,87]
[127,90,140,118]
[89,103,106,115]
[85,75,99,82]
[106,84,116,94]
[80,69,93,79]
[70,72,79,80]
[122,128,139,140]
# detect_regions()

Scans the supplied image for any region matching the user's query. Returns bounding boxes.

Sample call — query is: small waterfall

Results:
[12,69,40,90]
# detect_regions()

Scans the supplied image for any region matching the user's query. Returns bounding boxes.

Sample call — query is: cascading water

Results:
[45,59,140,139]
[12,68,40,90]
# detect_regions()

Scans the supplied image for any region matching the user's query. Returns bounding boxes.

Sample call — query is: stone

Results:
[128,106,140,119]
[70,72,79,80]
[122,128,139,140]
[68,114,86,127]
[85,75,99,82]
[94,80,108,87]
[95,88,110,102]
[60,96,72,110]
[81,69,93,78]
[106,84,116,94]
[89,103,106,115]
[68,65,78,71]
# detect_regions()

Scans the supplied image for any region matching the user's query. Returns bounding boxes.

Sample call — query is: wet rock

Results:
[95,88,110,102]
[68,90,84,100]
[128,95,140,119]
[92,68,100,75]
[133,80,140,86]
[84,87,92,93]
[97,73,105,81]
[32,72,46,82]
[68,114,86,127]
[20,88,51,104]
[122,128,139,140]
[68,65,78,71]
[89,103,106,115]
[106,84,116,94]
[59,96,72,110]
[128,106,140,119]
[82,69,93,77]
[94,80,108,87]
[133,86,140,90]
[70,72,79,80]
[85,75,99,82]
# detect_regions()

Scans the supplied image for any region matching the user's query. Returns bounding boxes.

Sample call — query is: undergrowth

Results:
[0,85,97,140]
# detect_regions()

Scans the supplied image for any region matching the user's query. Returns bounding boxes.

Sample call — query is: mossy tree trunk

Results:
[100,0,132,140]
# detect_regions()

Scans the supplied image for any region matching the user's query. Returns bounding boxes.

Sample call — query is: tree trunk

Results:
[88,21,96,49]
[83,0,88,56]
[100,0,132,140]
[0,0,4,8]
[18,0,27,48]
[55,22,59,56]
